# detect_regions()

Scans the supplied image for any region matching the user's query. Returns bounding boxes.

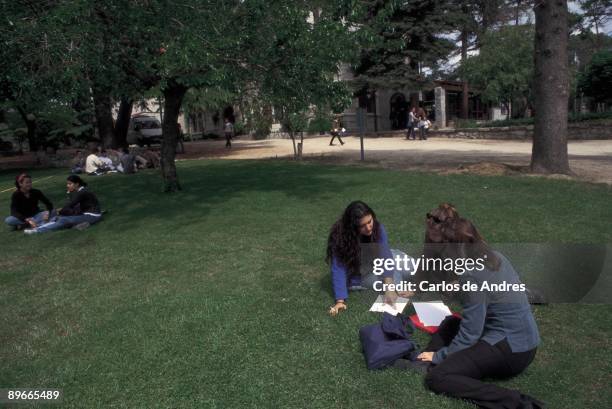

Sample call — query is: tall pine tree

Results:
[352,1,456,91]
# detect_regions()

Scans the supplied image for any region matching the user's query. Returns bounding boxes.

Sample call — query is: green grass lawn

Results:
[1,160,611,408]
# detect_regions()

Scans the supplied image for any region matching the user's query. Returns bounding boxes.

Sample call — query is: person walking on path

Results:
[329,119,345,146]
[224,118,234,148]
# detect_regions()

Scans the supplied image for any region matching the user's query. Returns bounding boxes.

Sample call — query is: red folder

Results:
[409,312,462,334]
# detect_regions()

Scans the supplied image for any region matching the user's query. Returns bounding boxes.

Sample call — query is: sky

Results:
[569,1,612,35]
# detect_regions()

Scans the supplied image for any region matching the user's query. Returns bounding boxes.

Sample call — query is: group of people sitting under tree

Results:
[326,201,544,409]
[4,173,102,234]
[71,147,160,175]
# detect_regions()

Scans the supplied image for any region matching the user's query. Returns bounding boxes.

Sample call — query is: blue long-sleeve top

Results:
[330,223,394,301]
[432,251,541,364]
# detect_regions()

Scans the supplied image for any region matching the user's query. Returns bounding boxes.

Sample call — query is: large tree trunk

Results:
[113,96,133,148]
[160,81,188,192]
[17,107,38,151]
[531,0,571,174]
[92,86,115,148]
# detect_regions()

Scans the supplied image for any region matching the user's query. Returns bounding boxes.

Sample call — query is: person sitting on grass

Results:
[409,203,460,287]
[24,175,102,235]
[85,148,108,175]
[70,150,85,174]
[4,173,55,231]
[98,150,117,172]
[119,148,136,174]
[326,201,406,316]
[412,217,544,409]
[141,149,160,169]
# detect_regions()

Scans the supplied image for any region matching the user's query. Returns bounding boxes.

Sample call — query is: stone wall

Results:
[427,120,612,140]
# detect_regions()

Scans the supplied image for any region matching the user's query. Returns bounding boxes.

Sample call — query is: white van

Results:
[127,115,163,146]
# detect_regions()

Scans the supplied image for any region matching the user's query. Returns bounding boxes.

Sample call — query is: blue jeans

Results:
[406,123,415,139]
[33,214,101,233]
[5,210,55,229]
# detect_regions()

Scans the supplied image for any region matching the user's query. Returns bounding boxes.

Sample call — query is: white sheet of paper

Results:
[369,295,410,316]
[412,301,452,326]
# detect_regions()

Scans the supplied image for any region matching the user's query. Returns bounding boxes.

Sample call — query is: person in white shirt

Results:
[85,148,105,175]
[98,150,116,172]
[418,112,428,140]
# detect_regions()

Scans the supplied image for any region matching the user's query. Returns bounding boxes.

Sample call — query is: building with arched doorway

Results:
[338,80,502,133]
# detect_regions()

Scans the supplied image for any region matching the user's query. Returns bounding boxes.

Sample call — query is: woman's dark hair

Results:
[67,174,87,187]
[439,217,500,271]
[15,173,31,189]
[325,201,380,276]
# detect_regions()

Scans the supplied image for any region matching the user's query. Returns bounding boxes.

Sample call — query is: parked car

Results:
[127,115,162,146]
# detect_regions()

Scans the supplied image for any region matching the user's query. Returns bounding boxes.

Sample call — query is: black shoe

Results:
[392,359,431,375]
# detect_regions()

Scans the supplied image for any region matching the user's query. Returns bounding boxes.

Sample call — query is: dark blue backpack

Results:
[359,312,418,370]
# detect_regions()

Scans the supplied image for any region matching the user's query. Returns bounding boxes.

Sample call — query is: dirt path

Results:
[178,136,612,185]
[2,136,610,184]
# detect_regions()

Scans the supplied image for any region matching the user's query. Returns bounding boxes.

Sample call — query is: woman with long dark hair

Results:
[416,217,543,408]
[326,201,397,316]
[24,175,102,234]
[5,173,54,230]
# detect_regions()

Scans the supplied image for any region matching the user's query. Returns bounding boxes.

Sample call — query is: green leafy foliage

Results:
[578,50,612,103]
[460,25,534,106]
[353,0,456,90]
[307,110,333,133]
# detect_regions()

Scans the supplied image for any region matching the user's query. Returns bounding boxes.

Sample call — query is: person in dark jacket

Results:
[415,217,544,409]
[328,119,345,146]
[4,173,54,230]
[24,175,102,234]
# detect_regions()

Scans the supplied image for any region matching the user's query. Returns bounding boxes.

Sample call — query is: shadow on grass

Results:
[81,160,365,234]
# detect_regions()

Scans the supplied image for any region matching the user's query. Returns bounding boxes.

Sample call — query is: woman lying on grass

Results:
[24,175,102,234]
[326,201,405,316]
[414,217,544,409]
[5,173,55,231]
